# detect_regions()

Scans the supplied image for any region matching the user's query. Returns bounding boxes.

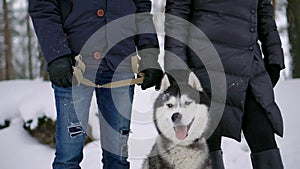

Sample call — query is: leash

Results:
[73,55,144,88]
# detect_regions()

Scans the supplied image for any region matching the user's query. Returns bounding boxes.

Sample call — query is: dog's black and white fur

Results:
[142,72,211,169]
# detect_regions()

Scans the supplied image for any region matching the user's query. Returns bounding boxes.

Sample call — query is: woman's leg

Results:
[242,93,283,169]
[207,126,225,169]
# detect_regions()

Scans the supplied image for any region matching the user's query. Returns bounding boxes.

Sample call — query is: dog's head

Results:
[154,72,210,146]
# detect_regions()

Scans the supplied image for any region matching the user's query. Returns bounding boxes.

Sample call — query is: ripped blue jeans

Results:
[52,67,134,169]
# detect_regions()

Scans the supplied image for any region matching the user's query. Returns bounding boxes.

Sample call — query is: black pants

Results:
[207,92,278,153]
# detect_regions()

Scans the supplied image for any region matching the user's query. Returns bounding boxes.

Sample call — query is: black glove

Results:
[166,69,191,86]
[140,68,164,90]
[265,64,281,87]
[138,50,164,90]
[47,55,74,88]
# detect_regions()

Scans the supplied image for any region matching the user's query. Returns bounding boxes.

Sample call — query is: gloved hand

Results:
[138,50,164,90]
[166,69,191,86]
[47,55,74,88]
[139,68,164,90]
[265,64,281,87]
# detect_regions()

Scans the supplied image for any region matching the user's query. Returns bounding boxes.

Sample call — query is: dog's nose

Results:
[171,113,182,123]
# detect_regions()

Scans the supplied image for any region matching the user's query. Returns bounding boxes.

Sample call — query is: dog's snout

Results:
[171,112,182,123]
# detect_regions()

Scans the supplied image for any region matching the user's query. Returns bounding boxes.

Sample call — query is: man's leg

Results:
[95,70,134,169]
[52,85,94,169]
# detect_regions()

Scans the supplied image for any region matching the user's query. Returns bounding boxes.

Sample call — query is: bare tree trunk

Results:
[38,46,49,80]
[272,0,276,12]
[3,0,14,80]
[287,0,300,78]
[0,51,3,81]
[27,13,33,79]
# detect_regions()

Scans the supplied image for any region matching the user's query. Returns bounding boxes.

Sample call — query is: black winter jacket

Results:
[165,0,284,141]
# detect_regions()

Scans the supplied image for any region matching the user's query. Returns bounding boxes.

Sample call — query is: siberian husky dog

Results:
[142,72,211,169]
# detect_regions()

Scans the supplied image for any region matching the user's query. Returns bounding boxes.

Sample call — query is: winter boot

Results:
[251,148,284,169]
[209,150,225,169]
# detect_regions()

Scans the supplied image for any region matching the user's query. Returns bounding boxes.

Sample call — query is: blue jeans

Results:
[52,65,134,169]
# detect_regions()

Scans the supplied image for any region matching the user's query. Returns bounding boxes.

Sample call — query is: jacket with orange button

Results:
[29,0,159,71]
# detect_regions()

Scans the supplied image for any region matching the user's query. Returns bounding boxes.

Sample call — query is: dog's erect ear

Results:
[160,74,171,92]
[188,72,203,91]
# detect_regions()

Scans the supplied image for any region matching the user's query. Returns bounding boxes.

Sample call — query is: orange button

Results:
[96,9,105,17]
[93,51,101,60]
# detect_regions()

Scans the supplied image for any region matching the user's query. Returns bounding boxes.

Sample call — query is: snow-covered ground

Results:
[0,78,299,169]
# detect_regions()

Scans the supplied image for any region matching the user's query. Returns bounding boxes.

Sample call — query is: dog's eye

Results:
[185,101,192,105]
[166,103,173,108]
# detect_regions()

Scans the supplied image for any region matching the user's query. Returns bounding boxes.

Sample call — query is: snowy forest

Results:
[0,0,300,169]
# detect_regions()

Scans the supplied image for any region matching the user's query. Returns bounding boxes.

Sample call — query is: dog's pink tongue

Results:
[175,126,187,140]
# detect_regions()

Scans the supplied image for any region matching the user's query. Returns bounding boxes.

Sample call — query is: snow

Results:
[0,80,56,127]
[0,78,299,169]
[0,119,54,169]
[275,0,292,79]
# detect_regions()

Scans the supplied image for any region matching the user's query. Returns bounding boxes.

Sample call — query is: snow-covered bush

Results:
[0,80,98,147]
